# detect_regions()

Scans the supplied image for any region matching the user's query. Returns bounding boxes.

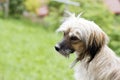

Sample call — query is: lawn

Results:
[0,18,74,80]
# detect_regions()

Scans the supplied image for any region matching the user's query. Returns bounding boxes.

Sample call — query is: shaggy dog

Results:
[55,12,120,80]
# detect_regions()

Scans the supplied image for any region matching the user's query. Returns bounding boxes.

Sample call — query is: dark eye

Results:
[70,36,79,41]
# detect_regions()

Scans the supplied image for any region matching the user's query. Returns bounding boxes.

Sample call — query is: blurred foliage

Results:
[9,0,25,17]
[43,1,64,30]
[108,16,120,55]
[24,0,49,13]
[24,0,40,13]
[44,0,114,30]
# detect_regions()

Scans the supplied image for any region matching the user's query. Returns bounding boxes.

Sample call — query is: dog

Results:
[55,12,120,80]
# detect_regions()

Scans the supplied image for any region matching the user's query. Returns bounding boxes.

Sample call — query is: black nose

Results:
[55,45,60,51]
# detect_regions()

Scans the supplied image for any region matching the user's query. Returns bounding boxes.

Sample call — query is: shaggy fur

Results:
[55,12,120,80]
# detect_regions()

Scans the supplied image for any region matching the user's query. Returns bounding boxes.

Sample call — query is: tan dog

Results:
[55,12,120,80]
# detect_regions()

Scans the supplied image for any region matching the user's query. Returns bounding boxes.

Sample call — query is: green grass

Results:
[0,18,74,80]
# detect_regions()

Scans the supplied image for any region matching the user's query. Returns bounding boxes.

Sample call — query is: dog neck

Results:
[70,46,105,68]
[70,51,90,68]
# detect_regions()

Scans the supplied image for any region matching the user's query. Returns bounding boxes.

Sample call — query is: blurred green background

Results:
[0,0,120,80]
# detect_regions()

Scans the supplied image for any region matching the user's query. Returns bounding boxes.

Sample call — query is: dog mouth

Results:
[58,49,75,58]
[55,45,75,57]
[55,46,79,68]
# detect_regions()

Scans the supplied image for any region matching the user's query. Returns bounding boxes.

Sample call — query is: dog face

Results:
[55,29,85,57]
[55,13,109,62]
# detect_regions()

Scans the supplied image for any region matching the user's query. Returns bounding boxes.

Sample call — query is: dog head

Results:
[55,12,109,62]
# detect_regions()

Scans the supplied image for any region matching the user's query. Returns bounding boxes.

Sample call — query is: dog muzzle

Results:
[55,44,74,57]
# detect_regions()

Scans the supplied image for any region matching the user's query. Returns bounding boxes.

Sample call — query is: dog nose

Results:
[55,45,60,51]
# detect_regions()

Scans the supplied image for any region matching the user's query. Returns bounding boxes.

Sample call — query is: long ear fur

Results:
[86,31,107,62]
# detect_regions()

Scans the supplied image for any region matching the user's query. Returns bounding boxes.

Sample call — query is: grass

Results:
[0,18,74,80]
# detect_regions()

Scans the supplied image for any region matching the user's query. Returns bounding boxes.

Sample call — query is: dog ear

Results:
[86,31,108,62]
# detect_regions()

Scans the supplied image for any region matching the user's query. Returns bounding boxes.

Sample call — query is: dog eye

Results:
[70,36,79,41]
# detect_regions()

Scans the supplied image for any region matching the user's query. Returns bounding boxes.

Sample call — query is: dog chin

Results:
[59,50,75,58]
